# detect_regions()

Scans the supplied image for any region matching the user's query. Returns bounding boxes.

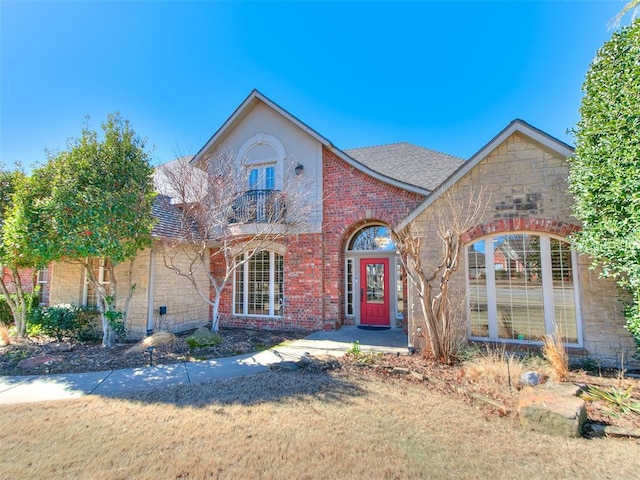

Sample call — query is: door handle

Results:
[361,288,364,302]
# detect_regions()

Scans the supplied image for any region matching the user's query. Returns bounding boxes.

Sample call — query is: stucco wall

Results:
[408,131,638,368]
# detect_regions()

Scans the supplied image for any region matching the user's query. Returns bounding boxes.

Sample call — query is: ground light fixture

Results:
[146,345,155,367]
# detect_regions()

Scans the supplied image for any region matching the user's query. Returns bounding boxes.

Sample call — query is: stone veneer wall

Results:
[48,244,210,340]
[408,132,638,368]
[146,245,210,339]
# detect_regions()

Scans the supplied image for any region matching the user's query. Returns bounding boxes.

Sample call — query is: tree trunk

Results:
[211,292,221,332]
[0,268,29,337]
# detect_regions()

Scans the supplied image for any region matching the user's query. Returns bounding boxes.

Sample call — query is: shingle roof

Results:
[151,195,199,240]
[345,142,464,191]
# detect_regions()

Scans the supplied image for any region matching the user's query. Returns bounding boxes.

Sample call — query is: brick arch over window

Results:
[464,219,584,346]
[462,218,581,244]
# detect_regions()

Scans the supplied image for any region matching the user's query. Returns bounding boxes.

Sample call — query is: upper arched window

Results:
[237,133,286,191]
[348,225,395,251]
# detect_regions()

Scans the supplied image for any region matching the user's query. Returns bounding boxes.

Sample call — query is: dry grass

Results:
[462,345,550,392]
[1,370,638,480]
[542,327,570,382]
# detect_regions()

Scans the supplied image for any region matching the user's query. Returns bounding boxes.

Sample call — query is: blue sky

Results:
[0,1,633,170]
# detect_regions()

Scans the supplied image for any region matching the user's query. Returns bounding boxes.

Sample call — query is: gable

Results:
[191,90,430,196]
[397,120,575,231]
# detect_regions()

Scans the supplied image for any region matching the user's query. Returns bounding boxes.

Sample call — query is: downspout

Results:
[146,249,156,336]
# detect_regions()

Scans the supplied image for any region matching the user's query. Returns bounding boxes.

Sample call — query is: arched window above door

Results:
[348,225,394,251]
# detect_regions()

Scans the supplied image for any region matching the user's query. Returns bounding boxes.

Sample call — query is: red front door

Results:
[360,258,390,326]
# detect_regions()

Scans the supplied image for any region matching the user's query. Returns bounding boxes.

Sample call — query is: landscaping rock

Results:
[589,423,640,439]
[295,354,312,368]
[126,331,176,354]
[270,361,299,371]
[410,371,425,381]
[392,367,410,375]
[17,355,63,370]
[46,342,74,353]
[518,384,587,437]
[520,371,544,386]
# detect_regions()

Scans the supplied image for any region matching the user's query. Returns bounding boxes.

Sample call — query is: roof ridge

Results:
[346,142,464,161]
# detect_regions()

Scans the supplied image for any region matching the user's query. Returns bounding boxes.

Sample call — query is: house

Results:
[43,90,637,368]
[397,120,638,368]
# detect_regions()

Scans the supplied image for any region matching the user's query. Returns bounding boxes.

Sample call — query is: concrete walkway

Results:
[0,326,407,405]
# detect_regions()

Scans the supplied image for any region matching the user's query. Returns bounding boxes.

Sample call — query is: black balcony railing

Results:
[230,190,286,224]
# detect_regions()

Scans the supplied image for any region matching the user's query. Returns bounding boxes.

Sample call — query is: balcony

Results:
[230,190,286,224]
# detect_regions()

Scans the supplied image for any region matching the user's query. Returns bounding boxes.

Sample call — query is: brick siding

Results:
[214,146,424,332]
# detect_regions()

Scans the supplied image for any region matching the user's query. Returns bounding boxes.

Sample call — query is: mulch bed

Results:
[0,328,309,376]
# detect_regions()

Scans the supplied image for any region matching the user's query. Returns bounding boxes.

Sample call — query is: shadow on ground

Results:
[106,369,367,408]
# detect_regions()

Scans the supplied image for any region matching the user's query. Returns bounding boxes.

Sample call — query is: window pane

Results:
[37,267,48,305]
[550,239,578,343]
[275,253,283,315]
[396,263,404,318]
[468,241,489,337]
[365,263,384,304]
[349,225,394,251]
[249,169,259,190]
[265,166,275,190]
[346,259,354,316]
[234,254,244,314]
[248,251,270,315]
[494,234,545,341]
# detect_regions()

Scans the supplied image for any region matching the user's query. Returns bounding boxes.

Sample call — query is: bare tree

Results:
[393,189,488,363]
[158,151,315,331]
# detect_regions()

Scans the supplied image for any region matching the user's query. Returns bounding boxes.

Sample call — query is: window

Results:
[348,225,394,251]
[248,165,275,191]
[346,259,354,316]
[396,263,404,319]
[83,259,110,308]
[234,251,284,316]
[467,234,580,345]
[36,267,49,305]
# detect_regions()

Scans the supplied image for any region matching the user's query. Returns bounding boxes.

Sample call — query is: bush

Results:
[0,293,40,326]
[29,304,99,342]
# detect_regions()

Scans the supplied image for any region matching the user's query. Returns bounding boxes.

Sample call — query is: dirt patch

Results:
[0,328,309,376]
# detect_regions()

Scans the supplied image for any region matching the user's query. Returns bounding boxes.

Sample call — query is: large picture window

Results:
[234,251,284,316]
[467,234,581,345]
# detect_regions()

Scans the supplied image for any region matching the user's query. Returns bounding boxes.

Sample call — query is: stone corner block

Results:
[518,384,587,438]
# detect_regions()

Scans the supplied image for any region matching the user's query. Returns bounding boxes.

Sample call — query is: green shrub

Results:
[186,330,222,351]
[29,304,99,341]
[0,293,40,326]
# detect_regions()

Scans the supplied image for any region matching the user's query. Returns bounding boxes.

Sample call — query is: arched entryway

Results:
[344,224,403,328]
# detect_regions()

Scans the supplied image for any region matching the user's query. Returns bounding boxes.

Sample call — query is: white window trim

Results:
[37,267,49,305]
[233,250,283,318]
[466,233,583,347]
[83,259,110,307]
[237,133,286,190]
